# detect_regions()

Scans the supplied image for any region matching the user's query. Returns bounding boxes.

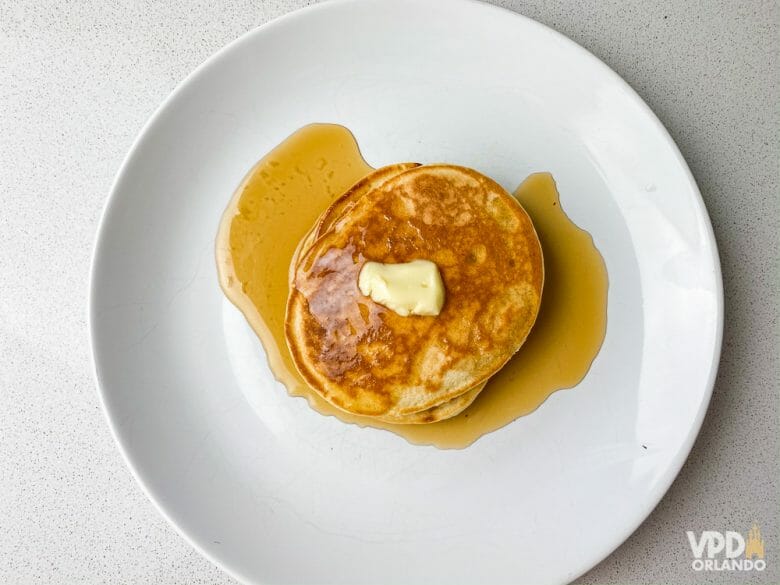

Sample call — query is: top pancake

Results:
[286,164,544,417]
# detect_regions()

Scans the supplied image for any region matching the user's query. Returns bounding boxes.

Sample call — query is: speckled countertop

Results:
[1,1,777,583]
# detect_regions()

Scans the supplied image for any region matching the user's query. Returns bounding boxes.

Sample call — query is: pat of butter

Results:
[358,260,445,317]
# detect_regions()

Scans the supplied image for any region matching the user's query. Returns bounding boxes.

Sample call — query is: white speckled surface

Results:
[0,1,777,583]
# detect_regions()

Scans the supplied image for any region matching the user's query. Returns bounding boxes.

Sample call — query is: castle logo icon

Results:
[745,523,765,560]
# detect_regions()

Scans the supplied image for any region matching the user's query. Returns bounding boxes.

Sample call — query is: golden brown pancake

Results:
[374,382,484,424]
[285,164,544,418]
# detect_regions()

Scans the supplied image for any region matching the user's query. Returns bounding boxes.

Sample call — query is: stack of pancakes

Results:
[286,164,543,424]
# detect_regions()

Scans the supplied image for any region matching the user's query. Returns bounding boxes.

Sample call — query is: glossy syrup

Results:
[216,124,608,449]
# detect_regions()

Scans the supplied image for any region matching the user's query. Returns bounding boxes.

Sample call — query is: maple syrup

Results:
[216,124,607,448]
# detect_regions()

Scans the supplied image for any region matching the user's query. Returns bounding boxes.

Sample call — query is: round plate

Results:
[89,1,723,583]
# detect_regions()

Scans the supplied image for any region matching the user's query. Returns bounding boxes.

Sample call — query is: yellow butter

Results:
[358,259,445,316]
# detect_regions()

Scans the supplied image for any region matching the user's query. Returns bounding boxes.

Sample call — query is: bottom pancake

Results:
[375,382,484,424]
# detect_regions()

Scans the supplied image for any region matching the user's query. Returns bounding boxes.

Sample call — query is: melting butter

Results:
[358,259,445,316]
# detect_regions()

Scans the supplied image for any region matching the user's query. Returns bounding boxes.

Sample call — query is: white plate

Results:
[89,1,723,583]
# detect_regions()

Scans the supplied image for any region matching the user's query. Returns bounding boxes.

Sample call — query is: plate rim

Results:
[87,0,724,583]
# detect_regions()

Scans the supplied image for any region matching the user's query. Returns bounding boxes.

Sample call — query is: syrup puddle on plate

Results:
[216,124,608,448]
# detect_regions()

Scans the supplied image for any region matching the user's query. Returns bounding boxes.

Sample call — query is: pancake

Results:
[286,164,544,418]
[375,382,484,424]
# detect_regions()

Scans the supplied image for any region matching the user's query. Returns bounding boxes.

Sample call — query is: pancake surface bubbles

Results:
[290,163,420,278]
[286,165,544,418]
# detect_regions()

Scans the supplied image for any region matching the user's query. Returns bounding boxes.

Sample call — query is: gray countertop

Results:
[1,1,777,583]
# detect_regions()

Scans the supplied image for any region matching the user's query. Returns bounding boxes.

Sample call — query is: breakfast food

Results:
[285,164,544,422]
[217,123,607,446]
